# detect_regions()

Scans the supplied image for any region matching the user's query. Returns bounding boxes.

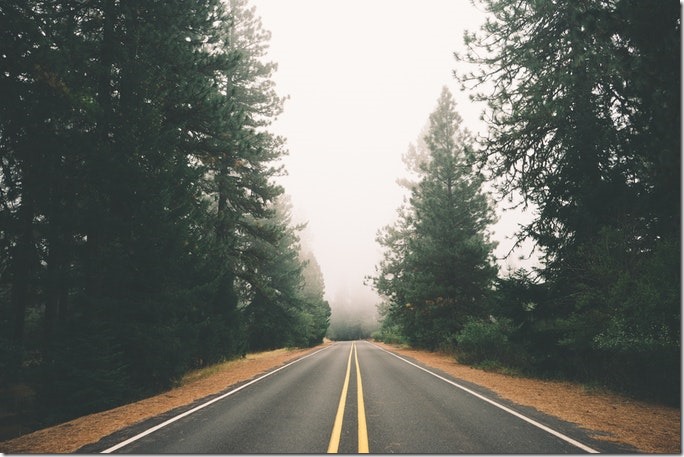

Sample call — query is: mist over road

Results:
[96,341,608,453]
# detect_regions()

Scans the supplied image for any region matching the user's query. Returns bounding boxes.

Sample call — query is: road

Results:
[95,341,608,453]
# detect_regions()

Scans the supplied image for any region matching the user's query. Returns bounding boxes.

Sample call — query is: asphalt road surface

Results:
[94,341,614,453]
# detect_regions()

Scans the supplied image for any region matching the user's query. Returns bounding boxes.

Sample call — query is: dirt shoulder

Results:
[1,341,680,454]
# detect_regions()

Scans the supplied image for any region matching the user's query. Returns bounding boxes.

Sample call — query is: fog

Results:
[251,0,539,326]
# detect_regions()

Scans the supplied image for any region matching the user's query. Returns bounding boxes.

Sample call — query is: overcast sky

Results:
[250,0,533,303]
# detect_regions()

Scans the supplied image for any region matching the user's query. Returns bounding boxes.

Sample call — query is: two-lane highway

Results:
[97,341,603,453]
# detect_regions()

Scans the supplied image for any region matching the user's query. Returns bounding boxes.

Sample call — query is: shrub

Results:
[371,322,407,345]
[455,316,528,369]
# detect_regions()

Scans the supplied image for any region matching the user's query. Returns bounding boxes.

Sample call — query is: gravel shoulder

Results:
[0,340,679,454]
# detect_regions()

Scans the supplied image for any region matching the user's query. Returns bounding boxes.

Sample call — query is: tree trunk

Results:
[11,198,34,344]
[86,0,116,301]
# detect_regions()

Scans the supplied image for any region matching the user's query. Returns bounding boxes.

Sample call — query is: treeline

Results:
[371,0,680,405]
[326,288,379,341]
[327,312,375,341]
[0,0,329,433]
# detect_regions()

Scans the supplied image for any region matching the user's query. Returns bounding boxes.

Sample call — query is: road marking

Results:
[327,343,354,453]
[100,345,334,454]
[354,343,369,453]
[368,342,599,454]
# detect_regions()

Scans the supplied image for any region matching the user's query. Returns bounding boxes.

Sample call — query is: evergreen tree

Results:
[243,195,330,350]
[0,0,306,431]
[201,0,286,351]
[458,0,680,400]
[242,196,304,350]
[298,249,332,346]
[373,87,498,349]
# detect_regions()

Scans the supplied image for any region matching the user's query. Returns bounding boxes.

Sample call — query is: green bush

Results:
[371,322,407,345]
[455,316,528,369]
[39,319,133,425]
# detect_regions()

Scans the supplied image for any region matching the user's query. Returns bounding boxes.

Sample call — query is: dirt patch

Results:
[0,341,679,454]
[376,342,680,454]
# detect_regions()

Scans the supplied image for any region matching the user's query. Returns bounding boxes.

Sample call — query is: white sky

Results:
[251,0,535,303]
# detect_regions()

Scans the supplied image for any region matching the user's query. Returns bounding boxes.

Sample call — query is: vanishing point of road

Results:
[87,341,621,453]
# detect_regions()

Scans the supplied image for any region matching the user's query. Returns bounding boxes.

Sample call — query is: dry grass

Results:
[0,340,679,454]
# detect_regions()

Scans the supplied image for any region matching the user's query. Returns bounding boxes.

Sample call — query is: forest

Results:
[0,0,331,437]
[371,0,680,406]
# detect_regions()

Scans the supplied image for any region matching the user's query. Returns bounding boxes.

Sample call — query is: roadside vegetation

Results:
[370,0,680,406]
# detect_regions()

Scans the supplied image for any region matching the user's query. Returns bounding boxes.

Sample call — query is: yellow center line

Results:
[327,343,354,453]
[354,343,369,453]
[327,342,370,454]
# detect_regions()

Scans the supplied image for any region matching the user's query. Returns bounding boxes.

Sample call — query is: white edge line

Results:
[101,345,333,453]
[366,341,599,454]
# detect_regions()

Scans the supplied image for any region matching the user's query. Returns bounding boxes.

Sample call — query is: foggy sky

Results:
[251,0,537,306]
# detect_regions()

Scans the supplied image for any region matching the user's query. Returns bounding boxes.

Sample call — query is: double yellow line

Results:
[327,342,369,453]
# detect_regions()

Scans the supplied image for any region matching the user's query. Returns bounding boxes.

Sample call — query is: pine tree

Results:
[458,0,680,400]
[243,195,329,350]
[298,248,332,346]
[373,88,497,349]
[0,0,295,427]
